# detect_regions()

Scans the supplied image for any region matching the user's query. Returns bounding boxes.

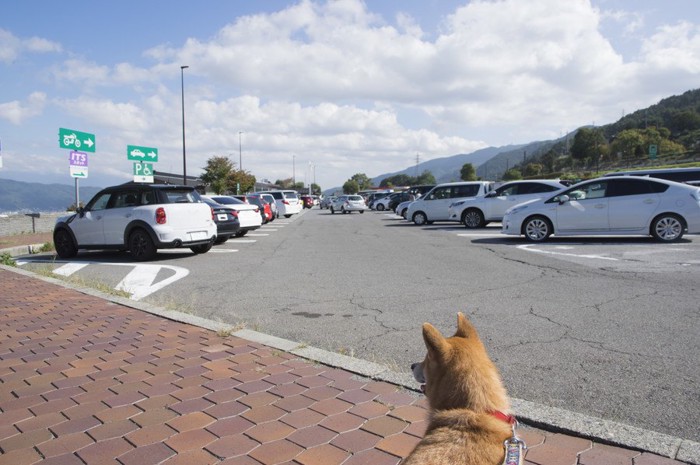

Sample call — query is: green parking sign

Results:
[649,144,658,159]
[127,145,158,162]
[59,128,96,152]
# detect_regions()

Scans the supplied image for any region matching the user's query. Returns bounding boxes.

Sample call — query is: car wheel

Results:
[523,216,552,242]
[400,208,407,218]
[412,212,428,226]
[214,236,229,245]
[376,204,385,211]
[190,241,213,254]
[651,214,684,242]
[330,207,335,214]
[284,214,292,218]
[235,230,248,237]
[360,210,364,214]
[342,207,346,214]
[462,209,485,228]
[53,229,77,259]
[128,228,157,261]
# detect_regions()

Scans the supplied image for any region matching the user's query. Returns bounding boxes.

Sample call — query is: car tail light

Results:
[210,207,215,220]
[155,207,166,224]
[283,200,290,205]
[254,207,259,213]
[230,210,239,218]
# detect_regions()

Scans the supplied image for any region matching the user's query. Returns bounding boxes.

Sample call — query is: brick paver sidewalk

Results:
[0,268,687,465]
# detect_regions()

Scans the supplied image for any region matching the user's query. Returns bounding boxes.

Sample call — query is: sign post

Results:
[59,128,96,208]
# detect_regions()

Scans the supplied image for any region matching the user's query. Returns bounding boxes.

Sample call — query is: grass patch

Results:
[38,242,55,253]
[0,253,16,267]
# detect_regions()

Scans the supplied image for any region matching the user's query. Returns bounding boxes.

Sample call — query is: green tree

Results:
[415,170,436,185]
[460,163,477,181]
[201,156,235,194]
[571,128,607,162]
[348,173,373,190]
[343,179,360,194]
[610,129,645,159]
[502,168,522,181]
[227,170,256,194]
[274,178,295,189]
[311,183,321,195]
[523,163,543,177]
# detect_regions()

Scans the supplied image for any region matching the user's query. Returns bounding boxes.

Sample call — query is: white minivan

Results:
[258,190,302,218]
[406,181,493,225]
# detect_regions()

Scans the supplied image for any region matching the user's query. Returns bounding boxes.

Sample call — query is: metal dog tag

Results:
[502,436,526,465]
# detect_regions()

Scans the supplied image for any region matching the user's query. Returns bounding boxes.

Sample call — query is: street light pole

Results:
[180,65,189,185]
[239,131,243,171]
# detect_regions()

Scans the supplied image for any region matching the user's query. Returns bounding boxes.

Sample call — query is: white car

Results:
[53,183,217,261]
[206,195,262,237]
[501,176,700,242]
[406,181,493,225]
[395,200,414,218]
[257,190,303,218]
[448,180,566,228]
[330,195,367,214]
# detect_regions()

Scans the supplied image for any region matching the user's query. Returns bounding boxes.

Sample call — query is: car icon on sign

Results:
[130,149,145,158]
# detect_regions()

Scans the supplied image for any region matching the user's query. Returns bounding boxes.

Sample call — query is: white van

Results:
[258,190,302,218]
[405,181,493,225]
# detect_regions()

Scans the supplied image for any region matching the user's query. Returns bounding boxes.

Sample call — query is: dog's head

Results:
[412,312,509,413]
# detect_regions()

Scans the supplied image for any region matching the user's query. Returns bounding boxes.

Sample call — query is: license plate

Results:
[189,231,207,241]
[217,214,228,221]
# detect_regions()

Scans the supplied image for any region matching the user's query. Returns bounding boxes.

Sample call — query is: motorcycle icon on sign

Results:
[63,133,81,148]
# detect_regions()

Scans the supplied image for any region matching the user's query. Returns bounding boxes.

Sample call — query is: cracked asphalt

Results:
[20,208,700,444]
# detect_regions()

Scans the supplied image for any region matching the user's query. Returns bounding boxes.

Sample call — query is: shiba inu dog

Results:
[402,312,518,465]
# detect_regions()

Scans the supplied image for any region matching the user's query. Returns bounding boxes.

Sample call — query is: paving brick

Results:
[36,431,94,458]
[241,404,287,424]
[349,401,391,419]
[331,428,382,453]
[280,409,326,429]
[15,411,66,433]
[0,446,43,465]
[88,419,139,441]
[288,425,337,448]
[157,448,219,465]
[295,443,351,465]
[303,385,342,401]
[310,397,353,416]
[248,438,304,464]
[206,416,255,438]
[275,393,316,412]
[635,454,685,465]
[40,453,86,465]
[206,434,260,459]
[525,433,592,465]
[76,437,134,464]
[342,448,402,465]
[166,428,218,453]
[116,440,176,465]
[238,391,280,408]
[246,421,296,443]
[320,412,366,433]
[170,397,215,415]
[387,405,428,423]
[125,423,177,447]
[167,411,216,433]
[205,399,249,420]
[376,432,421,458]
[361,415,408,437]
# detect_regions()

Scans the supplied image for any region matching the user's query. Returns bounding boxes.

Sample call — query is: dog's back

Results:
[402,313,513,465]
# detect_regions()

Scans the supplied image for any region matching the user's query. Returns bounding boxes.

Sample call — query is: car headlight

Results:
[506,204,529,215]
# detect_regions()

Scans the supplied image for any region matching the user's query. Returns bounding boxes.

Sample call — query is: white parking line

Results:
[456,233,504,237]
[116,264,189,301]
[248,233,270,236]
[229,239,257,243]
[517,244,618,261]
[210,249,239,253]
[52,262,89,276]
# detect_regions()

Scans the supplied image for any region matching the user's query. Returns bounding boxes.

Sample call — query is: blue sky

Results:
[2,0,700,191]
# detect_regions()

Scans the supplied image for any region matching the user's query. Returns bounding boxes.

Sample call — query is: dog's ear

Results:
[454,312,476,339]
[423,322,449,359]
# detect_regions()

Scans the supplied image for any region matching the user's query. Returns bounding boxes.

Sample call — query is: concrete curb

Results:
[1,262,698,464]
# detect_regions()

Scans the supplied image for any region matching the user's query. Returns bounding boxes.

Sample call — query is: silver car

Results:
[330,195,367,214]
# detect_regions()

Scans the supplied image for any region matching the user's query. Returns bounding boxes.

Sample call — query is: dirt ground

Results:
[0,232,54,249]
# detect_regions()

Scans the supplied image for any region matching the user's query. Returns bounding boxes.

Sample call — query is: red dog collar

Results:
[489,411,517,425]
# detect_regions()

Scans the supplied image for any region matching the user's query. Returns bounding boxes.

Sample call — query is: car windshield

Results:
[163,189,199,203]
[284,192,298,199]
[348,195,362,201]
[212,196,245,205]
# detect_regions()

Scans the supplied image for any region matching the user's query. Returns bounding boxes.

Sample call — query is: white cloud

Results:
[0,28,62,64]
[0,92,47,124]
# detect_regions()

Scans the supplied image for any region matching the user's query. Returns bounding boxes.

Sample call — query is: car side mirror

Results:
[558,195,570,204]
[485,191,498,198]
[76,206,85,217]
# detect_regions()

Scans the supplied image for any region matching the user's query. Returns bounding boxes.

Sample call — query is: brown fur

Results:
[402,313,512,465]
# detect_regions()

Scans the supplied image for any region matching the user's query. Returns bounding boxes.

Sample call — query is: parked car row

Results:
[372,170,700,242]
[53,185,303,261]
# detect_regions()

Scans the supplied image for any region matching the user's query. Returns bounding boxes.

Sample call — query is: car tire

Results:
[651,213,684,242]
[400,208,407,218]
[376,204,385,211]
[523,216,552,242]
[128,228,157,261]
[190,241,213,254]
[330,207,335,214]
[462,209,485,229]
[214,236,229,245]
[235,230,248,237]
[360,210,364,214]
[54,228,78,259]
[285,214,292,218]
[412,212,428,226]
